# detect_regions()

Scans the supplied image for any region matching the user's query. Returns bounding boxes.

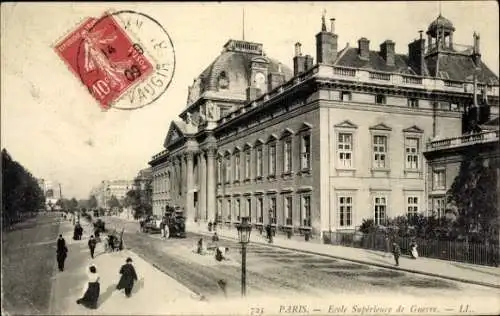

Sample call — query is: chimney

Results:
[473,32,481,65]
[380,40,395,67]
[295,42,302,57]
[267,72,285,91]
[293,42,306,75]
[304,55,314,71]
[408,31,426,76]
[358,37,370,60]
[315,17,338,65]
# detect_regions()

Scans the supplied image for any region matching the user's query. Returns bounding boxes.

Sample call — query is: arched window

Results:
[218,71,229,89]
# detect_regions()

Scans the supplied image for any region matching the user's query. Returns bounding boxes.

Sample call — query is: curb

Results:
[192,230,500,290]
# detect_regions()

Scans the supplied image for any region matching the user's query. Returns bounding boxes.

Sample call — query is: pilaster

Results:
[206,146,217,222]
[186,151,195,222]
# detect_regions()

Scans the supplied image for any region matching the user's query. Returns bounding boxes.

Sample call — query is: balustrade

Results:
[427,130,499,150]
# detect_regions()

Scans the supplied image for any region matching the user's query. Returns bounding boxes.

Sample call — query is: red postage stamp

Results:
[55,13,155,109]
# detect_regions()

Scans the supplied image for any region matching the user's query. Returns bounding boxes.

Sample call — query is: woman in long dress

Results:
[77,265,100,309]
[116,257,138,297]
[410,241,419,259]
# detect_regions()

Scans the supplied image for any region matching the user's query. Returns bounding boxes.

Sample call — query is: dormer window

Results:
[218,71,229,89]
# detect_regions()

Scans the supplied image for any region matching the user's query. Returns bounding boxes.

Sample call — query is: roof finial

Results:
[242,8,245,41]
[438,0,442,16]
[321,9,327,31]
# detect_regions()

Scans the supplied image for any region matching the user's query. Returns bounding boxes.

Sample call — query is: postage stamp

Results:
[54,10,175,110]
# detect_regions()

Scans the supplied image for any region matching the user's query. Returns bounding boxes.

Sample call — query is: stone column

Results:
[186,152,195,222]
[206,147,217,222]
[199,152,207,221]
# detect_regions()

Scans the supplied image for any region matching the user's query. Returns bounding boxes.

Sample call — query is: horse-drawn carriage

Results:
[139,208,186,238]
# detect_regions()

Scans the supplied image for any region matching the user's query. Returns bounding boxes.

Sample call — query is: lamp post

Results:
[236,216,252,297]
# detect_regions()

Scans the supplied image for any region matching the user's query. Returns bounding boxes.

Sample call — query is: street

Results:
[104,216,500,301]
[2,213,62,315]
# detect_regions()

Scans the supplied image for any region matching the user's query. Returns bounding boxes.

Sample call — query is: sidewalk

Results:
[49,220,200,315]
[190,224,500,289]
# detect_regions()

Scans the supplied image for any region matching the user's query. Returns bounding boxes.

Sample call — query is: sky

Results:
[1,1,498,199]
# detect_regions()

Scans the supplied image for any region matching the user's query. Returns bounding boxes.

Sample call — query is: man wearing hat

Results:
[116,257,138,297]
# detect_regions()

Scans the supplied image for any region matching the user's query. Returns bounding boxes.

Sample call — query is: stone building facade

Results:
[149,15,499,237]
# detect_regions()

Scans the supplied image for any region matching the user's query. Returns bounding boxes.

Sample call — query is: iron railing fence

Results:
[323,231,499,267]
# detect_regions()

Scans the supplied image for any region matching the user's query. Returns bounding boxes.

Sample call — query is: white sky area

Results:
[1,2,498,199]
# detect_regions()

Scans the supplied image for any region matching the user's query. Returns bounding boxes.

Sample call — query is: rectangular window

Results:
[269,143,276,176]
[256,146,263,178]
[373,135,387,169]
[246,198,251,220]
[338,196,353,227]
[408,98,419,108]
[301,134,311,170]
[217,159,222,184]
[341,91,352,102]
[226,199,231,221]
[337,133,353,168]
[269,196,277,224]
[244,149,251,179]
[376,94,386,104]
[284,196,292,225]
[234,153,240,181]
[236,198,241,221]
[257,197,263,223]
[405,137,419,170]
[225,155,231,183]
[407,196,418,217]
[374,196,387,225]
[301,195,311,227]
[217,199,222,222]
[283,139,292,173]
[433,169,446,190]
[433,197,445,218]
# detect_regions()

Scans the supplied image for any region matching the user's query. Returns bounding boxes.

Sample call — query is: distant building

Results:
[37,179,63,209]
[149,14,499,238]
[91,180,134,209]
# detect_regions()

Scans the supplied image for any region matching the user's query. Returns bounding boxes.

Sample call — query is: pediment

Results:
[252,56,269,64]
[369,123,392,131]
[233,146,242,153]
[403,125,424,133]
[243,142,252,150]
[297,122,313,132]
[334,120,358,129]
[254,138,265,146]
[266,134,278,143]
[163,122,185,148]
[279,128,295,139]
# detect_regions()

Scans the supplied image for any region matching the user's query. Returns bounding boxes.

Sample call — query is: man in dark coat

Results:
[116,257,138,297]
[88,235,97,259]
[56,234,68,271]
[392,242,401,266]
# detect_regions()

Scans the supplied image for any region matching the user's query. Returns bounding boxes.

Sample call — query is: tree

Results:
[107,195,121,209]
[88,195,98,209]
[2,149,45,227]
[447,151,498,243]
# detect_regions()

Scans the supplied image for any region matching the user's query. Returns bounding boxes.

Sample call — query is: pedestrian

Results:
[73,224,79,241]
[88,235,97,259]
[410,240,419,259]
[116,257,138,298]
[76,265,100,309]
[392,242,401,266]
[212,232,219,242]
[384,235,391,258]
[160,218,166,240]
[56,234,68,271]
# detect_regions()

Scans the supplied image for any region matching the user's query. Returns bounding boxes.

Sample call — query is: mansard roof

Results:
[335,47,498,84]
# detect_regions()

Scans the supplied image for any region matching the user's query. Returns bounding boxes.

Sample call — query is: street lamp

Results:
[236,216,252,297]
